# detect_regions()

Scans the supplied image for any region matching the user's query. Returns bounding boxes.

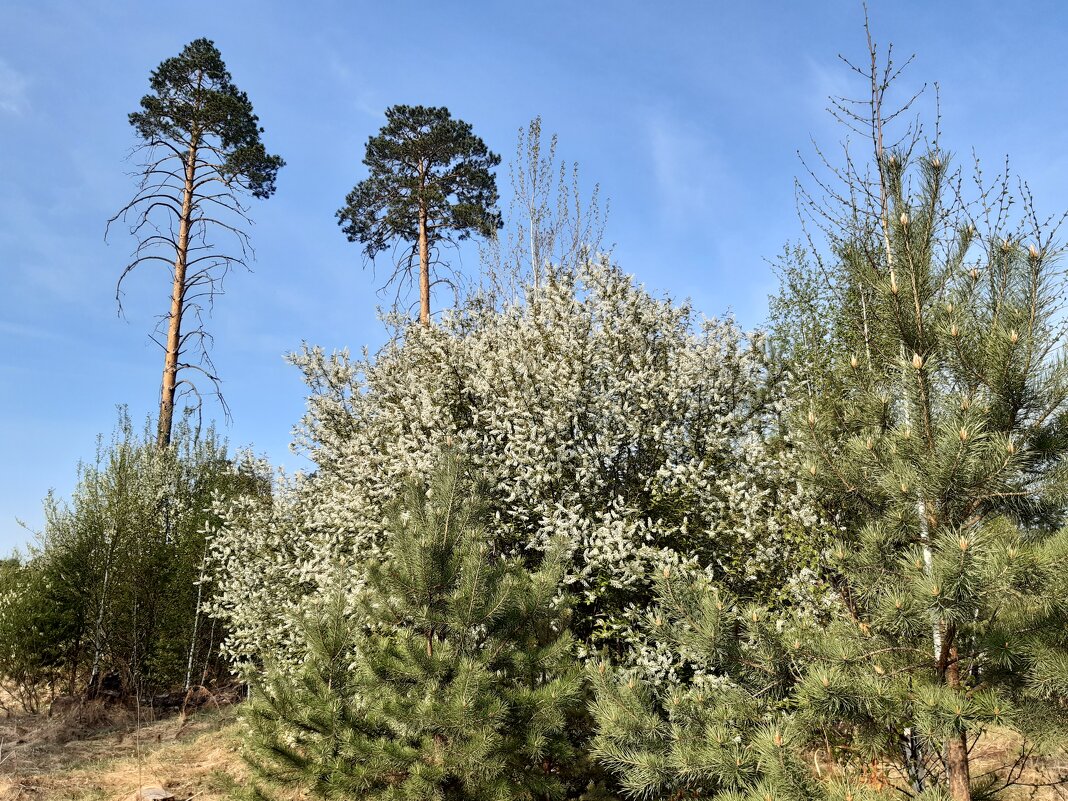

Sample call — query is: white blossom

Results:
[211,258,821,671]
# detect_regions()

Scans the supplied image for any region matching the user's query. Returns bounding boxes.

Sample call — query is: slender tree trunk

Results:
[418,202,430,326]
[199,616,217,687]
[945,643,972,800]
[89,561,112,691]
[184,547,209,691]
[158,135,199,447]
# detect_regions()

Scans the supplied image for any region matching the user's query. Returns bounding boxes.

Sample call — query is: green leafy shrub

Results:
[0,410,270,702]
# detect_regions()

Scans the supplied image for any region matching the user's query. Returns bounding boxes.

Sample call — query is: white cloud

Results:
[805,55,853,122]
[647,114,725,229]
[324,50,381,119]
[0,58,28,115]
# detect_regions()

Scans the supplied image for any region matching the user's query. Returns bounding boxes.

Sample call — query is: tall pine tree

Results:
[109,39,284,446]
[337,105,501,326]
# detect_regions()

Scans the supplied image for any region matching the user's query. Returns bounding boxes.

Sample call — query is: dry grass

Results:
[0,699,305,801]
[1,697,1065,800]
[968,729,1068,800]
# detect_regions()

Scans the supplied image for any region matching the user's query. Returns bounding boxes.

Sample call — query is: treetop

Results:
[338,103,502,256]
[129,37,283,199]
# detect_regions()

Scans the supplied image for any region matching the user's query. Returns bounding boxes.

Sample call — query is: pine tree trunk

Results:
[158,136,199,448]
[946,735,971,801]
[945,643,972,800]
[418,202,430,326]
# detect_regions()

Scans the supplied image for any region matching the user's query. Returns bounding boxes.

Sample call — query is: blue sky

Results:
[4,0,1068,553]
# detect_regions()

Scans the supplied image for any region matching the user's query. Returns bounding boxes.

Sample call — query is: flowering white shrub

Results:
[211,258,820,672]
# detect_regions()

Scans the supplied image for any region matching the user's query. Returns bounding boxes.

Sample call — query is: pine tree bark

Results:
[945,643,972,800]
[418,202,430,326]
[158,135,198,448]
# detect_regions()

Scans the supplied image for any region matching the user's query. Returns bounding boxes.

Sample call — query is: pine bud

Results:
[1030,244,1040,259]
[653,616,662,627]
[951,323,960,337]
[821,675,830,688]
[1009,329,1019,344]
[1001,238,1012,253]
[808,464,817,476]
[959,426,969,442]
[807,410,816,427]
[773,730,783,747]
[890,274,899,295]
[969,267,980,280]
[931,155,943,169]
[911,352,924,369]
[902,427,912,440]
[961,396,971,410]
[900,212,910,227]
[945,302,954,313]
[662,566,671,579]
[865,437,874,450]
[931,585,941,597]
[900,482,909,494]
[850,354,859,369]
[1006,440,1016,455]
[959,536,970,551]
[626,678,635,690]
[792,639,801,650]
[874,663,885,675]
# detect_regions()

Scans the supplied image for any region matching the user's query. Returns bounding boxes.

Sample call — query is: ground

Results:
[1,699,1066,800]
[0,700,302,801]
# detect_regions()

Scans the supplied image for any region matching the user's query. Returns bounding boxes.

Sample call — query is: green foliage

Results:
[130,37,284,198]
[781,47,1068,796]
[590,572,820,801]
[337,104,502,300]
[0,556,81,712]
[0,410,270,702]
[595,31,1068,801]
[242,455,585,801]
[339,104,502,252]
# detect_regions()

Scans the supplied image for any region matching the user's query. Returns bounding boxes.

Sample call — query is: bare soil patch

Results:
[0,699,290,801]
